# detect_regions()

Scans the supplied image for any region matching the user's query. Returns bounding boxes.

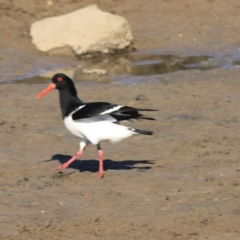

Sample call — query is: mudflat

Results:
[1,1,240,239]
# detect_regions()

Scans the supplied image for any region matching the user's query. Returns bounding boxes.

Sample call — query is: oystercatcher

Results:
[37,73,157,178]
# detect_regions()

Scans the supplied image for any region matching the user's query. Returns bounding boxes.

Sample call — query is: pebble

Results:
[135,94,148,101]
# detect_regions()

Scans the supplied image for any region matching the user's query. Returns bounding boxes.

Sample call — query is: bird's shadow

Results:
[46,154,154,173]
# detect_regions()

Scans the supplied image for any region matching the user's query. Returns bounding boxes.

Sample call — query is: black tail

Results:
[134,129,153,135]
[138,115,156,121]
[136,108,158,112]
[137,108,158,121]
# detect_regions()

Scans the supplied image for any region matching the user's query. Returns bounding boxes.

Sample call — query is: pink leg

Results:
[56,140,86,170]
[98,149,104,178]
[56,150,83,170]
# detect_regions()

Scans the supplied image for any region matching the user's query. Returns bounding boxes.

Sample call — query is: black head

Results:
[51,73,74,90]
[37,73,77,98]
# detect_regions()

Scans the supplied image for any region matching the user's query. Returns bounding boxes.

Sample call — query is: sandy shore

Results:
[1,1,240,239]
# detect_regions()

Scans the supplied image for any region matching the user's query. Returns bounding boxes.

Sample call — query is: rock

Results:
[47,45,74,56]
[74,67,110,83]
[30,5,133,57]
[82,69,107,75]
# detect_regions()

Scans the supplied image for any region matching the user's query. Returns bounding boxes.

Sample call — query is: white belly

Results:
[63,115,136,145]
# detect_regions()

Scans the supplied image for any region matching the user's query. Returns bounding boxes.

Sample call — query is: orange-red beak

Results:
[37,83,56,99]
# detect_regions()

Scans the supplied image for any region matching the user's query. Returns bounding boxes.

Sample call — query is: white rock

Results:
[82,69,107,75]
[30,5,133,56]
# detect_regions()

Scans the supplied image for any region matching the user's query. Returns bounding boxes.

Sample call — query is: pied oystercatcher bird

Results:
[37,73,157,178]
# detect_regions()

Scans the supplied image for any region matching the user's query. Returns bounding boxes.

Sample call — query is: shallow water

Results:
[3,50,240,85]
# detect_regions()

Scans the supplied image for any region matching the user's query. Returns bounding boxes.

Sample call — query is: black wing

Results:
[72,102,119,120]
[110,106,157,121]
[72,102,157,121]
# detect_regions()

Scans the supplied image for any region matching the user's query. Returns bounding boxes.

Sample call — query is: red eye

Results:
[57,77,63,82]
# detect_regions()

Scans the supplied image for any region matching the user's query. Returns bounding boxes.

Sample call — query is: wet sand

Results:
[1,1,240,239]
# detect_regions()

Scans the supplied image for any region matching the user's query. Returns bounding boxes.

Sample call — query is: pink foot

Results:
[55,162,69,170]
[98,171,104,179]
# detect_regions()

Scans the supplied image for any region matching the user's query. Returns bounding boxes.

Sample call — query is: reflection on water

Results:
[132,55,210,76]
